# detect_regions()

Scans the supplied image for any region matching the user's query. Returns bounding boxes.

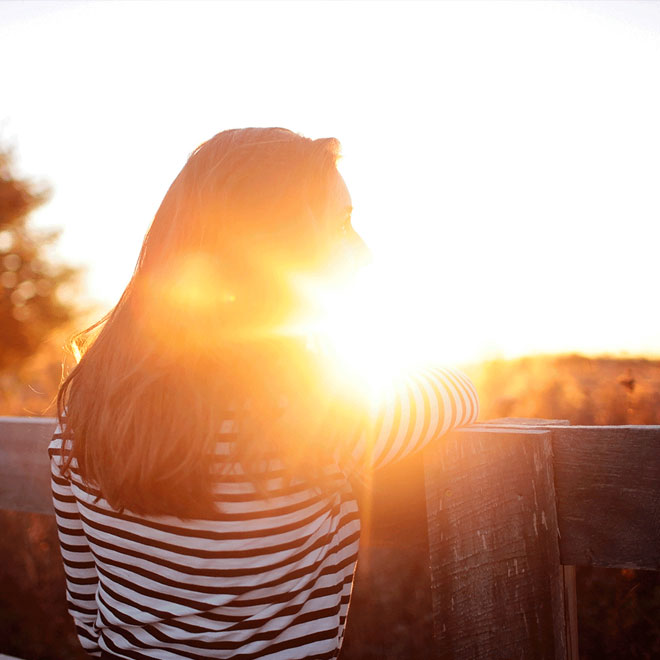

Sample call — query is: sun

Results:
[289,261,463,401]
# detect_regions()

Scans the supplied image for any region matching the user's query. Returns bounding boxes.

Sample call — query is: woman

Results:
[50,127,479,659]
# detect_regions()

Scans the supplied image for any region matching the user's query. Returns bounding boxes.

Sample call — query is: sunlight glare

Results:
[291,261,458,401]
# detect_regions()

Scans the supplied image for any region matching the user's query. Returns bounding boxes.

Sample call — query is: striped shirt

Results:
[50,366,479,659]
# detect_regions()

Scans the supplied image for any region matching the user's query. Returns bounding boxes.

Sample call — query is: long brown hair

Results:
[57,127,363,518]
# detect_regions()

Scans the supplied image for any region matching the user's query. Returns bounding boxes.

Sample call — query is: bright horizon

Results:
[2,0,660,367]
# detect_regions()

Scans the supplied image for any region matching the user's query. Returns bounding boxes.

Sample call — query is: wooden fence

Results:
[1,416,659,659]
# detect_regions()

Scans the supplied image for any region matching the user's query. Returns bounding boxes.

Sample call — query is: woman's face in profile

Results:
[321,171,370,280]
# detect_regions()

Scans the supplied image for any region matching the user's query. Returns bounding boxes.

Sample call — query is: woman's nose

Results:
[351,231,372,268]
[340,230,371,274]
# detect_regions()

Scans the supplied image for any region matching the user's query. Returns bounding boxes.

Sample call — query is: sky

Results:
[1,0,660,368]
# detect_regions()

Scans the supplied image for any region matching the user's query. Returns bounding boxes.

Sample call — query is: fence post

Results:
[423,420,574,659]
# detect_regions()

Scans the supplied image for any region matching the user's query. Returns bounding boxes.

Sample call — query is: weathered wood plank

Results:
[0,417,56,514]
[472,423,660,569]
[423,426,568,660]
[562,565,579,660]
[550,425,660,570]
[481,417,570,426]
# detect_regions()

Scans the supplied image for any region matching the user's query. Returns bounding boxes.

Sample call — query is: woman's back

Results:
[51,366,478,659]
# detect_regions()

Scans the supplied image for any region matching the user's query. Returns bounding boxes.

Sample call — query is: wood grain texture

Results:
[0,417,56,514]
[562,565,579,660]
[423,426,568,660]
[550,425,660,570]
[481,418,570,426]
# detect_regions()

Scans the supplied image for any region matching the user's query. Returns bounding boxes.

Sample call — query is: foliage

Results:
[0,143,89,415]
[471,352,660,426]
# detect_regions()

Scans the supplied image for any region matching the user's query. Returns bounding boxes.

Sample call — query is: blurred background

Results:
[1,1,659,658]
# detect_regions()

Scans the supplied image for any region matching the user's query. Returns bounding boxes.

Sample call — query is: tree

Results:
[0,142,84,407]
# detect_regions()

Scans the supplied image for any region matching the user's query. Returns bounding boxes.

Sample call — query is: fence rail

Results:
[1,416,659,659]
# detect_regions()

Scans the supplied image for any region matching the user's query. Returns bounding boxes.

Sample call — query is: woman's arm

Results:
[341,365,479,472]
[49,428,102,657]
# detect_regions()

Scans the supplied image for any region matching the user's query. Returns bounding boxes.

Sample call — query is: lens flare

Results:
[289,263,445,401]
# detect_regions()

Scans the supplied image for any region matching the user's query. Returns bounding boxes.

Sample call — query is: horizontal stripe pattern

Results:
[51,366,478,658]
